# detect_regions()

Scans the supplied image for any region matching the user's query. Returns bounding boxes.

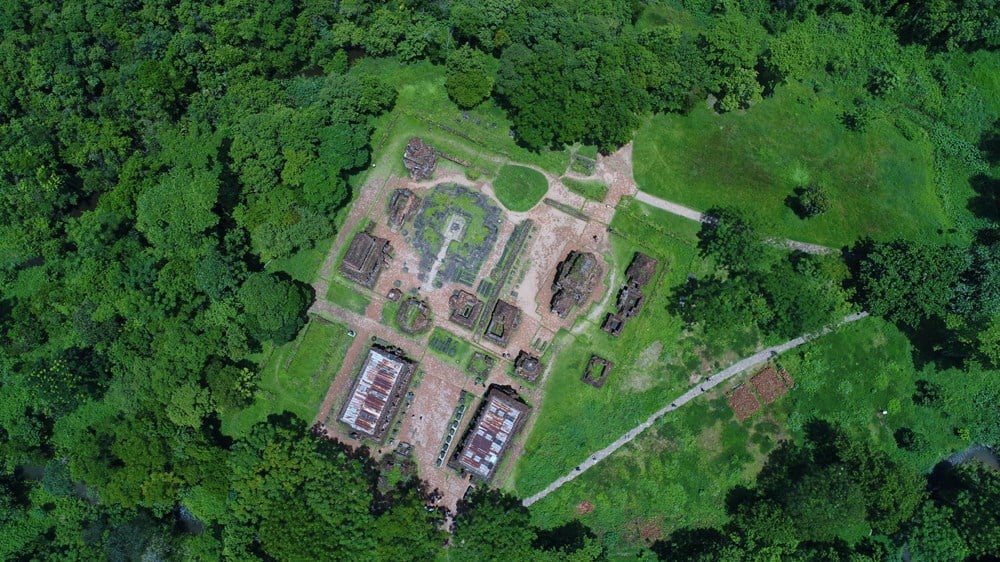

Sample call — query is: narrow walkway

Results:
[522,311,869,507]
[632,191,836,255]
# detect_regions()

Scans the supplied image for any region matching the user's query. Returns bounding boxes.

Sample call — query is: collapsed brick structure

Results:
[449,385,530,482]
[403,137,437,180]
[396,297,432,335]
[484,300,521,347]
[340,230,391,288]
[448,290,484,330]
[601,313,624,336]
[582,355,613,388]
[387,188,421,229]
[605,252,659,336]
[550,251,602,318]
[513,351,542,382]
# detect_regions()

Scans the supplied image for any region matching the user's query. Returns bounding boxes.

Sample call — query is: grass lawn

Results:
[266,237,333,284]
[562,177,609,202]
[526,316,988,556]
[324,278,371,315]
[633,80,950,247]
[222,318,353,437]
[492,164,549,212]
[510,205,724,499]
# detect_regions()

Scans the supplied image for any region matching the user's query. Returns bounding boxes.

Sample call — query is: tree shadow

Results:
[967,173,1000,223]
[533,520,595,552]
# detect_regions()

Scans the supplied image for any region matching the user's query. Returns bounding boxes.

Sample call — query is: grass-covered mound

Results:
[493,164,549,211]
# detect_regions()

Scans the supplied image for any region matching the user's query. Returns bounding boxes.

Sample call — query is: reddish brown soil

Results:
[576,500,595,515]
[727,385,762,421]
[750,366,788,404]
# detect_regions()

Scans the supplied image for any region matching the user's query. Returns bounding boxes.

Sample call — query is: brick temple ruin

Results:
[582,355,613,388]
[340,230,391,288]
[448,289,484,330]
[484,300,521,347]
[514,351,542,383]
[603,252,658,336]
[387,188,421,229]
[550,251,602,318]
[403,137,437,180]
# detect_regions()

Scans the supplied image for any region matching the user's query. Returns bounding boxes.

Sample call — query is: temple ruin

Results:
[387,188,421,229]
[582,355,613,388]
[550,251,602,318]
[403,137,437,180]
[514,351,543,383]
[448,290,484,330]
[340,230,391,288]
[484,300,521,347]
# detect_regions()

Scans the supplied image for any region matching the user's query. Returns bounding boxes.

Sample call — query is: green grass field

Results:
[633,81,950,247]
[492,164,549,212]
[222,318,352,437]
[510,203,730,499]
[562,177,609,202]
[525,316,984,555]
[325,278,371,315]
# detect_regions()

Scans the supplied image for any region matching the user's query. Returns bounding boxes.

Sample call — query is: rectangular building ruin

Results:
[449,290,485,330]
[484,300,521,347]
[403,137,437,180]
[550,251,602,318]
[340,230,390,288]
[387,188,421,229]
[582,355,613,388]
[601,313,624,336]
[338,346,415,442]
[514,351,543,383]
[450,386,530,481]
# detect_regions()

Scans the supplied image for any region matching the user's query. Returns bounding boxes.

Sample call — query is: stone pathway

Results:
[522,311,869,507]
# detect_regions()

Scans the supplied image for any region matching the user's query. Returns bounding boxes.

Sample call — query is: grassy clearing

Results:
[511,206,724,498]
[492,164,548,211]
[324,278,370,315]
[527,316,984,555]
[355,58,570,176]
[266,237,333,284]
[562,177,609,202]
[633,80,950,247]
[223,318,353,437]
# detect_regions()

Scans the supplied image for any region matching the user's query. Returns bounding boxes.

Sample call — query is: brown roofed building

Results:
[450,385,530,481]
[338,346,415,442]
[403,137,438,180]
[340,230,390,288]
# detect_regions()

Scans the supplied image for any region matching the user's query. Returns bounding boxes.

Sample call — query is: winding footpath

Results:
[522,311,869,507]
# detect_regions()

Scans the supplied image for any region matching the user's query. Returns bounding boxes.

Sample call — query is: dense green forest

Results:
[1,0,997,559]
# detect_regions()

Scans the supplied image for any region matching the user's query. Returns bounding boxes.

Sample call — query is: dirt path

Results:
[522,311,869,507]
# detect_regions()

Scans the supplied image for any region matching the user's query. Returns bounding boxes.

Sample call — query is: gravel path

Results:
[522,311,869,507]
[632,191,836,255]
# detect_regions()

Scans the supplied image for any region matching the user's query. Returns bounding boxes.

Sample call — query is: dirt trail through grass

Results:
[522,311,869,507]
